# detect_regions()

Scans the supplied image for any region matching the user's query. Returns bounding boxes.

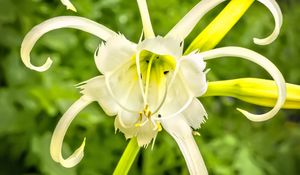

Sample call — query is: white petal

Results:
[114,116,157,147]
[166,0,226,40]
[114,116,137,139]
[136,0,155,38]
[179,53,208,97]
[253,0,282,45]
[61,0,77,12]
[161,115,208,175]
[21,16,116,72]
[105,61,144,113]
[155,72,193,120]
[200,47,286,122]
[182,98,207,129]
[77,76,119,116]
[117,110,139,127]
[135,121,158,147]
[50,96,92,168]
[95,34,136,74]
[137,36,183,59]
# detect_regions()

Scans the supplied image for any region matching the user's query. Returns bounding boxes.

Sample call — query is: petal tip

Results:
[236,108,271,122]
[28,57,53,72]
[61,0,77,12]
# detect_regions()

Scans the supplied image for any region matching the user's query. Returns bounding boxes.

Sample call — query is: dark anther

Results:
[180,41,183,47]
[146,60,149,63]
[163,71,169,75]
[158,114,162,118]
[156,56,159,59]
[140,74,143,79]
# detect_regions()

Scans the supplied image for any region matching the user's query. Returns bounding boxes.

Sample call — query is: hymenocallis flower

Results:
[20,0,286,174]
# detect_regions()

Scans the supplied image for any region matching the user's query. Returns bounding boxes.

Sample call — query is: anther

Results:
[163,71,169,75]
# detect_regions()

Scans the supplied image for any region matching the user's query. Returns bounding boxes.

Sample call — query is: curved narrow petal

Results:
[166,0,226,40]
[253,0,282,45]
[200,47,286,122]
[77,76,119,116]
[61,0,77,12]
[94,34,136,75]
[50,96,93,168]
[136,0,155,38]
[21,16,116,72]
[161,115,208,175]
[179,52,208,97]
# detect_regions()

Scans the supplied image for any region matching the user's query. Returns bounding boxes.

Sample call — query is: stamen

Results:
[145,55,156,102]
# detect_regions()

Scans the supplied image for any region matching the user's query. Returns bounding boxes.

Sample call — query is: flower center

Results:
[131,50,177,130]
[138,50,176,113]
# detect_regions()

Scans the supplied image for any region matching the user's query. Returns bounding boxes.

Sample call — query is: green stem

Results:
[113,138,140,175]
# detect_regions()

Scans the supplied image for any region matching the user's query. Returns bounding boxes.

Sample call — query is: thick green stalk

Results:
[113,138,140,175]
[114,0,255,174]
[203,78,300,109]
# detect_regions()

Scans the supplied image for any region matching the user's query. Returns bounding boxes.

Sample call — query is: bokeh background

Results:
[0,0,300,174]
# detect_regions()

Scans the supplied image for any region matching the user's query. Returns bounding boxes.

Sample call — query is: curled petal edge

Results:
[21,16,116,72]
[253,0,283,45]
[200,46,286,122]
[50,96,92,168]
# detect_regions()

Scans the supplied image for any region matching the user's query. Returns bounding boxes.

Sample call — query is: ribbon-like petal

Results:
[166,0,226,40]
[21,16,116,72]
[136,0,155,38]
[161,115,208,175]
[253,0,283,45]
[200,46,286,122]
[50,96,92,168]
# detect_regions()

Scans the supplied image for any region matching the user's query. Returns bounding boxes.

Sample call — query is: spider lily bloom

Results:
[20,0,285,174]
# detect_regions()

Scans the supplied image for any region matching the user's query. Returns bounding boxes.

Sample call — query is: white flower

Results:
[20,0,285,174]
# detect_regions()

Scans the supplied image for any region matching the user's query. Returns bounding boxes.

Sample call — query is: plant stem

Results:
[113,138,140,175]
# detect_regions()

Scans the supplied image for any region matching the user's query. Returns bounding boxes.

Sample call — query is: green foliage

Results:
[0,0,299,174]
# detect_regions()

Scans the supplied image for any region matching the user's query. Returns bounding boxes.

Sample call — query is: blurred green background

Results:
[0,0,299,174]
